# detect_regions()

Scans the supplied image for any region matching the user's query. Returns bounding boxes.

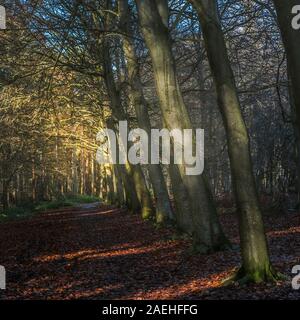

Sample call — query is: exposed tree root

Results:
[141,208,154,220]
[222,265,287,286]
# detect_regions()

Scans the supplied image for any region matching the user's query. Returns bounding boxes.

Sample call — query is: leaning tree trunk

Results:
[135,0,229,252]
[105,118,141,214]
[102,44,155,220]
[2,180,9,211]
[118,163,142,214]
[112,164,126,207]
[105,165,116,204]
[91,9,149,216]
[273,0,300,138]
[273,0,300,202]
[189,0,279,282]
[118,0,174,224]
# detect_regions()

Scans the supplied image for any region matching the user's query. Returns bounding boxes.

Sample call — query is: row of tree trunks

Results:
[99,22,155,219]
[118,0,174,224]
[135,0,229,253]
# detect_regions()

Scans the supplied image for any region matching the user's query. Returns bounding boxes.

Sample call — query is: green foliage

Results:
[34,199,74,212]
[0,206,33,222]
[35,195,100,211]
[66,194,100,204]
[0,194,100,222]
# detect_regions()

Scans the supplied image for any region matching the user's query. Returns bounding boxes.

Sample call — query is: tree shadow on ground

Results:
[0,206,298,300]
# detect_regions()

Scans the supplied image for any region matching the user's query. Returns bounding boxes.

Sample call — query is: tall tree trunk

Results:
[273,0,300,201]
[105,119,141,213]
[190,0,279,282]
[91,157,95,196]
[101,34,155,219]
[288,74,300,204]
[2,180,9,211]
[135,0,228,252]
[130,164,154,219]
[118,0,174,224]
[105,165,116,204]
[118,164,141,213]
[72,148,79,195]
[112,164,125,206]
[273,0,300,137]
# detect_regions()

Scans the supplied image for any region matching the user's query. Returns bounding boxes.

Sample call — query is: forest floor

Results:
[0,203,299,300]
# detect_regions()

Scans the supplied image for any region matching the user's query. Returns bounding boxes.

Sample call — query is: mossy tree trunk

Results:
[102,43,155,220]
[273,0,300,202]
[112,164,126,207]
[190,0,279,282]
[135,0,229,252]
[118,0,174,224]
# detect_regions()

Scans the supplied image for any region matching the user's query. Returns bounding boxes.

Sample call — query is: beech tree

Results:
[118,0,174,224]
[188,0,283,283]
[135,0,229,252]
[1,0,298,290]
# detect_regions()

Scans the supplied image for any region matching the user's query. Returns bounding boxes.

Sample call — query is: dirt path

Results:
[0,205,299,300]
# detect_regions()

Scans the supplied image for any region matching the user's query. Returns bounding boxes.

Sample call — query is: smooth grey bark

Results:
[112,164,126,206]
[273,0,300,201]
[2,180,9,211]
[118,0,174,224]
[105,118,141,214]
[92,5,154,218]
[105,165,116,204]
[102,45,155,220]
[135,0,229,252]
[273,0,300,137]
[71,148,79,195]
[190,0,279,282]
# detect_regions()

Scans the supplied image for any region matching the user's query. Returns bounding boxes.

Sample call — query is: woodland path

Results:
[0,204,299,300]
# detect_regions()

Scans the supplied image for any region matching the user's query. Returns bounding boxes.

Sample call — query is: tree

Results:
[189,0,282,283]
[272,0,300,200]
[118,0,174,224]
[98,5,155,219]
[135,0,229,252]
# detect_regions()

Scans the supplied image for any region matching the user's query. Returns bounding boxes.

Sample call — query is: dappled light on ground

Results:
[0,205,299,300]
